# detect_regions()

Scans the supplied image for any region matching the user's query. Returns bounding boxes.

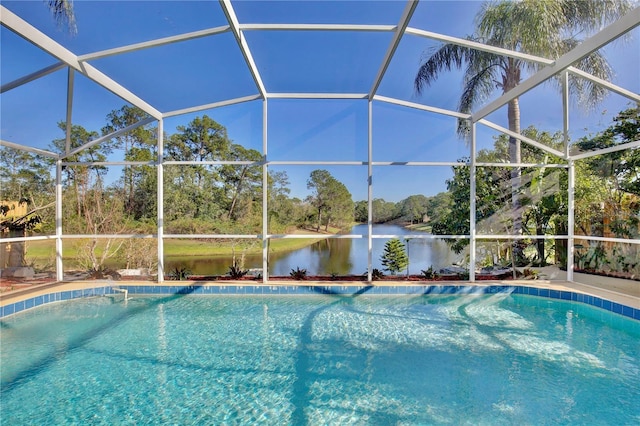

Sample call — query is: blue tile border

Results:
[1,284,638,321]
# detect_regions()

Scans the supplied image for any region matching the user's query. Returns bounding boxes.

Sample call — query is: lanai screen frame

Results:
[1,0,639,283]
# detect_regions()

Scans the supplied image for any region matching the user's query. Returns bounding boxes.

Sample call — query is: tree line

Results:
[1,105,638,275]
[425,106,640,270]
[0,106,358,237]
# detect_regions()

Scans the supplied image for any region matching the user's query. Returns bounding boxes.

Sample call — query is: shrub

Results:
[290,267,307,280]
[457,270,470,280]
[228,262,248,279]
[169,266,191,281]
[371,268,384,280]
[420,266,436,280]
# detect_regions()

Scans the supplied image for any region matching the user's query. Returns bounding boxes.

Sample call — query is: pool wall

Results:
[1,282,638,320]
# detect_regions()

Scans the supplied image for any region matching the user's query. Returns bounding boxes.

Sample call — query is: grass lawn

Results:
[406,223,432,233]
[163,236,324,257]
[22,227,337,262]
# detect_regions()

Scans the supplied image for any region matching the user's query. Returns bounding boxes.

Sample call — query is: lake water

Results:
[166,224,458,276]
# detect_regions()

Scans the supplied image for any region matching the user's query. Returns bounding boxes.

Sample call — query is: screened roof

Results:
[1,0,639,156]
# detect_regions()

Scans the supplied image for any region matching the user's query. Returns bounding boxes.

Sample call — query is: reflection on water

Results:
[165,224,459,276]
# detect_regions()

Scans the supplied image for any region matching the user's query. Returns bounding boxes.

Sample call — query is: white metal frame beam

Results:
[163,94,262,118]
[574,235,640,245]
[374,95,470,119]
[157,119,164,282]
[406,27,555,66]
[62,161,155,166]
[567,160,575,282]
[369,0,418,99]
[64,68,74,154]
[219,0,267,98]
[476,162,567,168]
[367,100,373,282]
[472,6,640,122]
[78,26,231,61]
[268,93,368,100]
[62,117,156,158]
[0,5,162,119]
[240,23,395,32]
[570,139,640,160]
[562,72,571,158]
[262,99,269,283]
[478,119,566,158]
[55,159,63,281]
[0,139,59,158]
[469,122,477,281]
[567,67,640,104]
[1,61,65,93]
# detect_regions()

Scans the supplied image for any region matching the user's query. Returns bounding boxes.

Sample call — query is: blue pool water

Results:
[1,292,639,424]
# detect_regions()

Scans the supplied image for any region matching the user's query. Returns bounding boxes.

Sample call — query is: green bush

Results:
[420,266,436,279]
[371,268,384,280]
[169,266,191,280]
[228,262,248,279]
[290,267,307,280]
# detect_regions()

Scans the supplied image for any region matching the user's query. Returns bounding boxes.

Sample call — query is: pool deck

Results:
[1,267,638,311]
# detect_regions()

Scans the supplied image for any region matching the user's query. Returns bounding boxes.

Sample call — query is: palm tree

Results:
[415,0,632,259]
[46,0,77,35]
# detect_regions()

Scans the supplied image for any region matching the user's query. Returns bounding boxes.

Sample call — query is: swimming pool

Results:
[1,291,639,424]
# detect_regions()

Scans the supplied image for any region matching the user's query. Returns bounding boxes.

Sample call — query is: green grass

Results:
[163,236,326,257]
[406,223,432,233]
[24,240,57,258]
[22,230,330,261]
[25,239,122,259]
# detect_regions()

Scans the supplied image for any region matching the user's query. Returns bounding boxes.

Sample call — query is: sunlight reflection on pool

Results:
[1,292,638,424]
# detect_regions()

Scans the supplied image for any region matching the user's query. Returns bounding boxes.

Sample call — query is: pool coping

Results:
[0,279,638,320]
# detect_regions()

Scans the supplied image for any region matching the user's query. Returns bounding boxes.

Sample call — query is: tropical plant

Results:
[290,267,307,280]
[521,268,539,280]
[456,269,470,281]
[168,266,191,281]
[380,239,409,275]
[575,106,640,196]
[415,0,631,256]
[228,261,248,279]
[371,268,385,281]
[420,266,436,280]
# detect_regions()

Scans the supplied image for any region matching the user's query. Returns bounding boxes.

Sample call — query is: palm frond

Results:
[570,52,614,109]
[457,63,500,138]
[459,66,499,113]
[416,0,632,134]
[46,0,77,35]
[414,42,474,95]
[560,0,633,35]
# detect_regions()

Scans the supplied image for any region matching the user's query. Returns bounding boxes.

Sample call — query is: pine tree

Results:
[381,239,409,275]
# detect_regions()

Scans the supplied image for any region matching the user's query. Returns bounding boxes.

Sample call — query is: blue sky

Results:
[1,0,639,202]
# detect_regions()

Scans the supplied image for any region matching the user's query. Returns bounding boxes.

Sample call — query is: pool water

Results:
[1,292,639,424]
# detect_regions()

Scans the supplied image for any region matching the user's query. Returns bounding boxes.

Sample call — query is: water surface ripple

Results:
[1,293,639,425]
